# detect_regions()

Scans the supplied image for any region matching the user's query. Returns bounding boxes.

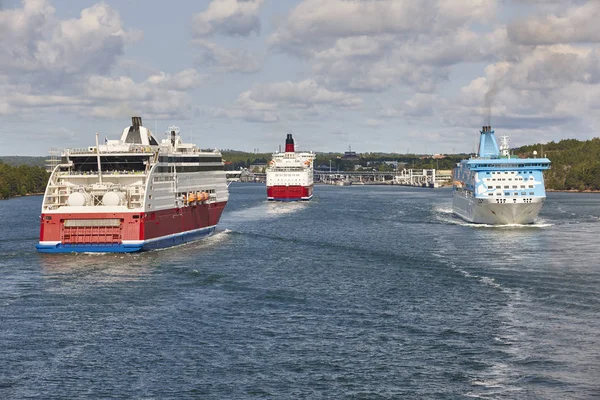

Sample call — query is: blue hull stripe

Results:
[36,226,216,253]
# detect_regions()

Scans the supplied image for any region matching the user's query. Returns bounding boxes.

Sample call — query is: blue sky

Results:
[1,0,598,156]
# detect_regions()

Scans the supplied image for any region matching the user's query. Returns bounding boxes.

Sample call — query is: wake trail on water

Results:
[223,201,308,224]
[447,260,532,396]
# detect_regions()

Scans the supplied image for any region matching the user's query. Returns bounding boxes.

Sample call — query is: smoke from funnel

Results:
[484,79,499,126]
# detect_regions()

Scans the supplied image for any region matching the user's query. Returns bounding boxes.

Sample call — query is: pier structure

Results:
[228,168,452,187]
[313,169,452,187]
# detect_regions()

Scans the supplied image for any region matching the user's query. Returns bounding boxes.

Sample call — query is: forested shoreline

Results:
[0,162,49,199]
[516,138,600,191]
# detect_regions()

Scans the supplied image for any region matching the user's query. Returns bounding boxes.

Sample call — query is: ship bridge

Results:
[466,158,551,171]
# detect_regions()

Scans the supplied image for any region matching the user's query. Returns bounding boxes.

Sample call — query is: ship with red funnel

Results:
[266,134,315,201]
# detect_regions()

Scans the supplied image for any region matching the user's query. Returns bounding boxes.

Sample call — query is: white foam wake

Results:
[223,201,308,223]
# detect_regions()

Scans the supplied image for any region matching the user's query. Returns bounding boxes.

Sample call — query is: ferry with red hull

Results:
[266,134,315,201]
[36,117,229,253]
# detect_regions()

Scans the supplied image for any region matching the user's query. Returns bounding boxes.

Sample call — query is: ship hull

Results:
[266,185,313,201]
[36,201,227,253]
[453,190,544,225]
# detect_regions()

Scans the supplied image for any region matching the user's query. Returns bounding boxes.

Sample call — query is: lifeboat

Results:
[187,192,197,203]
[199,192,209,202]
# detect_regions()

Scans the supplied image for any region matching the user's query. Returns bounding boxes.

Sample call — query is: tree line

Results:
[516,137,600,191]
[0,162,50,200]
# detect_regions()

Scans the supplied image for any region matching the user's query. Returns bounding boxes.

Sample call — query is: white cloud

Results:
[209,80,363,123]
[0,1,203,121]
[192,39,261,73]
[0,0,136,79]
[193,0,264,37]
[248,79,363,108]
[508,2,600,45]
[270,0,499,92]
[209,91,279,123]
[270,0,495,50]
[364,118,384,127]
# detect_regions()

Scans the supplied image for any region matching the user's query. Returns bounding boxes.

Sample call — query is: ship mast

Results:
[95,132,103,183]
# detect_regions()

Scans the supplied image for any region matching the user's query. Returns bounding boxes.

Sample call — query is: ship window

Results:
[504,185,509,189]
[496,186,501,189]
[521,185,525,188]
[514,192,518,196]
[529,185,534,188]
[521,192,526,195]
[512,185,517,189]
[496,193,501,196]
[505,192,510,196]
[488,193,493,196]
[508,178,512,181]
[530,192,534,195]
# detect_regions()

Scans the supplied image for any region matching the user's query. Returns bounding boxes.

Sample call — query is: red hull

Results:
[39,202,227,245]
[266,185,313,201]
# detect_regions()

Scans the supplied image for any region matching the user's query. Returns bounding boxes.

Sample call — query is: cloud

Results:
[80,71,205,119]
[209,79,363,123]
[364,118,384,127]
[270,0,495,50]
[193,0,264,37]
[209,91,279,123]
[0,1,204,121]
[248,79,363,108]
[0,0,137,80]
[192,39,261,73]
[0,69,205,120]
[270,0,498,92]
[508,2,600,45]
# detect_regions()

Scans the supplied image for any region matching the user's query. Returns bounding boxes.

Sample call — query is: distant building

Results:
[383,161,398,169]
[342,145,360,161]
[249,163,267,173]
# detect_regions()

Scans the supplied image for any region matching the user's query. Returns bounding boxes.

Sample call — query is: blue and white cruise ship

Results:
[453,125,551,224]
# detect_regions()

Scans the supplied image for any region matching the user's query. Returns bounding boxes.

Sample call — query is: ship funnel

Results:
[285,133,295,152]
[132,116,143,129]
[478,125,500,158]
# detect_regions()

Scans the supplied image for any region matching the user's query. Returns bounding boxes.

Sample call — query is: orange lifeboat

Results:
[187,192,197,203]
[200,192,209,201]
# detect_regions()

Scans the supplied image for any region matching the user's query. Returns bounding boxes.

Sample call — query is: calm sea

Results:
[1,184,599,399]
